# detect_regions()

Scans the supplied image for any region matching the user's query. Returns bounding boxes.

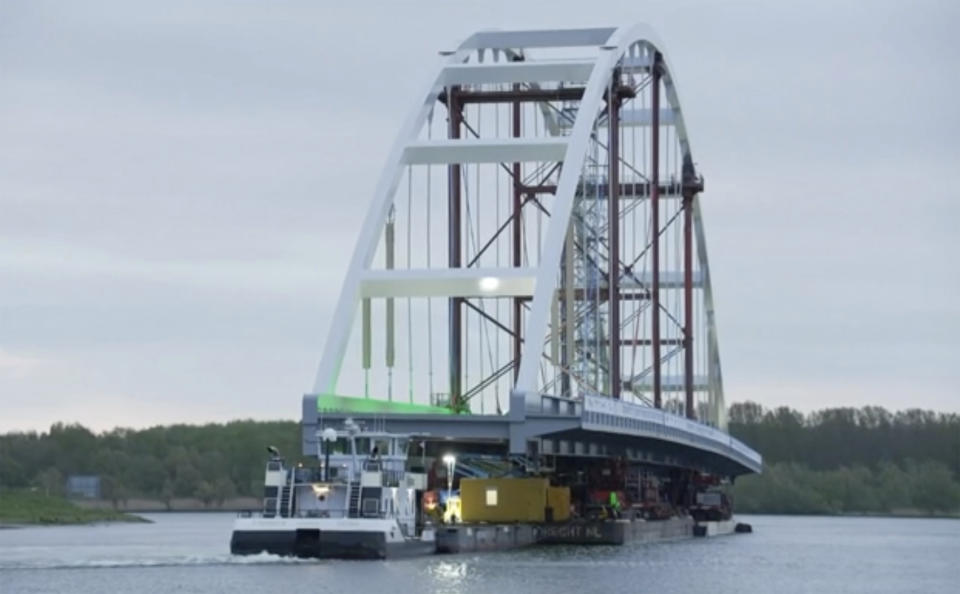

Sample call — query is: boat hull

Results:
[230,517,431,560]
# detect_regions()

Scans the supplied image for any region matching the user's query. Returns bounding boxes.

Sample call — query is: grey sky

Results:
[1,0,957,432]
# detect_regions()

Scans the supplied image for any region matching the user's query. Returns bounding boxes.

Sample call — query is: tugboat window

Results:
[362,498,379,517]
[324,437,349,455]
[355,438,371,455]
[486,487,498,506]
[263,497,277,516]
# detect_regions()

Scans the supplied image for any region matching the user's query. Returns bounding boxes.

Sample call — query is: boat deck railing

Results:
[237,508,354,520]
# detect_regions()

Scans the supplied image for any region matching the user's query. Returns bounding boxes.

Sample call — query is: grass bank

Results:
[0,491,151,526]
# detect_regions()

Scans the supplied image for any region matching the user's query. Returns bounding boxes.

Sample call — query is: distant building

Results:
[65,475,101,499]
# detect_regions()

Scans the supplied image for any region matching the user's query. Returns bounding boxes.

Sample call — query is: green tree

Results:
[196,481,217,507]
[213,476,236,507]
[6,406,953,516]
[160,478,176,511]
[34,467,63,497]
[100,475,129,509]
[875,462,910,512]
[173,464,202,498]
[909,461,960,514]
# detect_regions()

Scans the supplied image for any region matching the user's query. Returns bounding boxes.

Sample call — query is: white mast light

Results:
[479,277,500,292]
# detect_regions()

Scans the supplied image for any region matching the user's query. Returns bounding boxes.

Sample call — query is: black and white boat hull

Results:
[231,517,432,560]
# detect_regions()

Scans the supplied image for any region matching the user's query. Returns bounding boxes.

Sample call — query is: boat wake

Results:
[0,552,318,571]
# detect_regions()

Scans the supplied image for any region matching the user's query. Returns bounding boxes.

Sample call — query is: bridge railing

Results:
[534,393,583,416]
[580,394,762,472]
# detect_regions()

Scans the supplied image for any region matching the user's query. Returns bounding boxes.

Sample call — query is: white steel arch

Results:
[311,25,727,428]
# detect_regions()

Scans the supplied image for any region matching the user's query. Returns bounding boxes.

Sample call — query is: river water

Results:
[0,513,956,593]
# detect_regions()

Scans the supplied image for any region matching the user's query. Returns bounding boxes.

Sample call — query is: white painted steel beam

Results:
[461,28,616,50]
[570,271,704,293]
[557,107,676,129]
[359,268,536,298]
[620,54,653,73]
[620,108,677,127]
[628,375,709,392]
[441,60,595,86]
[402,138,567,165]
[621,270,704,290]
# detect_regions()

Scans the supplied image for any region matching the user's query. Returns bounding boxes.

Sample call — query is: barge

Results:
[435,516,745,553]
[231,417,750,560]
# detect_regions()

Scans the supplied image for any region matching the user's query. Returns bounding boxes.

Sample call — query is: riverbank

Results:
[73,496,260,512]
[0,491,150,526]
[740,509,960,519]
[732,461,960,517]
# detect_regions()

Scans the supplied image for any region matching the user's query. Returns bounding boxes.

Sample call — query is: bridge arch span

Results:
[311,25,727,430]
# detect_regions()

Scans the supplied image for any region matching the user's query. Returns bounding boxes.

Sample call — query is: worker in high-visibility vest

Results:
[609,491,621,519]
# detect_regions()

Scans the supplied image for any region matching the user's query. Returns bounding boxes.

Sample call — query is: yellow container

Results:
[547,486,571,522]
[460,478,549,523]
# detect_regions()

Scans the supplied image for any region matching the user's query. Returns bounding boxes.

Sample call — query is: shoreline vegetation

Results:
[728,403,960,517]
[732,461,960,517]
[0,491,150,526]
[750,503,960,519]
[0,404,957,521]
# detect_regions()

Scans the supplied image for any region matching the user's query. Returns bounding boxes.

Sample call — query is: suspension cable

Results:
[494,94,502,414]
[426,107,435,401]
[406,164,414,403]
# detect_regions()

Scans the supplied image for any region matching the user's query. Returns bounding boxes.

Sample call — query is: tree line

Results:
[0,403,958,514]
[0,420,308,507]
[728,402,960,515]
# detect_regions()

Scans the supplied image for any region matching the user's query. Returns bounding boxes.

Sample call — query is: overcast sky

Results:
[1,0,957,432]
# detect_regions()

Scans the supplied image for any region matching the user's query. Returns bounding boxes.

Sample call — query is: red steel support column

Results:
[512,82,523,381]
[448,88,463,408]
[650,54,663,409]
[607,87,621,399]
[683,190,694,419]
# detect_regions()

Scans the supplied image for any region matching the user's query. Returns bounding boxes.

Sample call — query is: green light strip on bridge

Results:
[316,394,454,415]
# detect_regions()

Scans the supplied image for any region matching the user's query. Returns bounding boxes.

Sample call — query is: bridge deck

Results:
[302,394,762,477]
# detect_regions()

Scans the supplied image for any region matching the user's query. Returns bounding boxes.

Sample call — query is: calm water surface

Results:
[1,513,957,593]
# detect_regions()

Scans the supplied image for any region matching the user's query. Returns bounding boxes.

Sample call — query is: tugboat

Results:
[230,419,433,559]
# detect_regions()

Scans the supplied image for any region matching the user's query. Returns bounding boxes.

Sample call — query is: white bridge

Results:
[302,25,761,477]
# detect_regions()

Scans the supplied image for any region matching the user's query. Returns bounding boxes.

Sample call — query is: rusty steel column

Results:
[511,82,523,381]
[650,53,663,409]
[607,86,621,399]
[683,191,694,419]
[448,87,463,408]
